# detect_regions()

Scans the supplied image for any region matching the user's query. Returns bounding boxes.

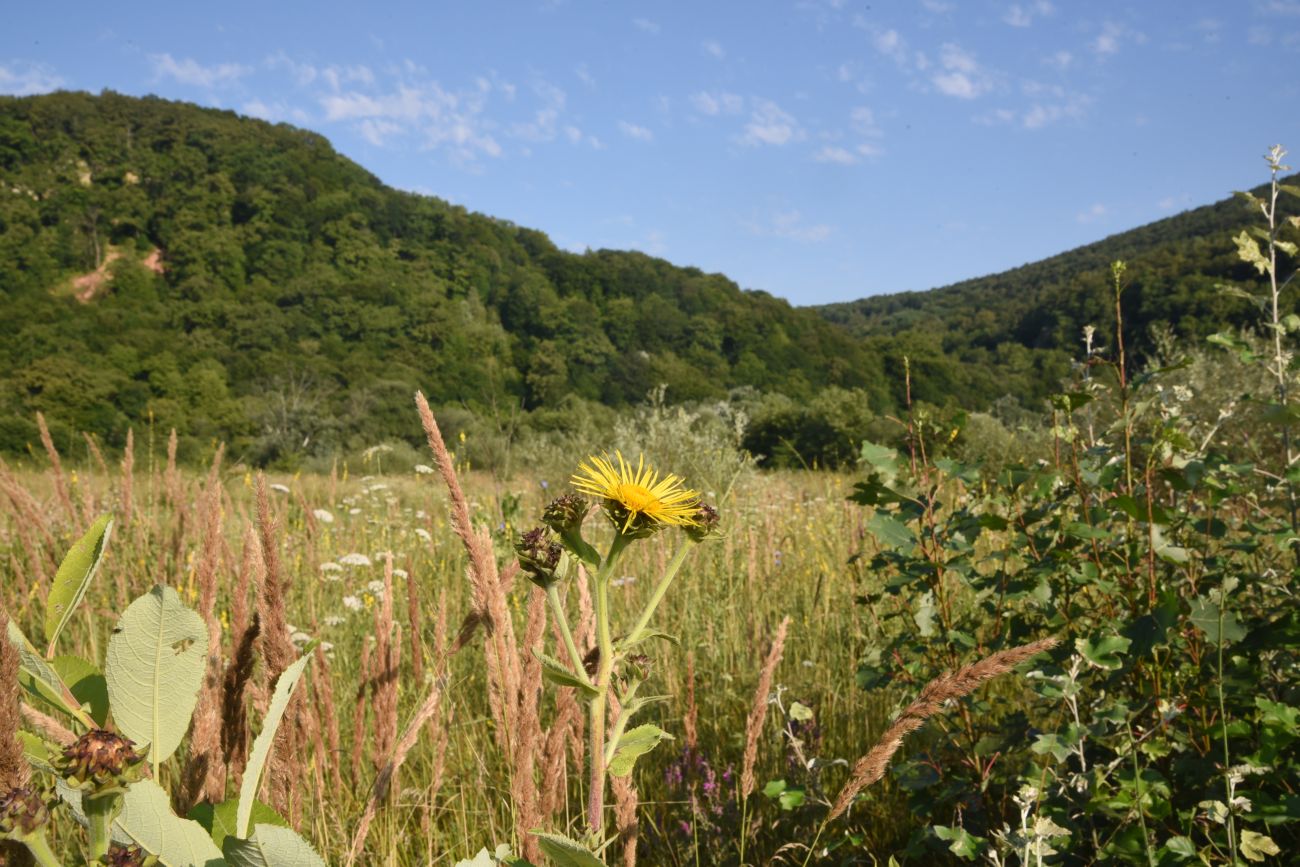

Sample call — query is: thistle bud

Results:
[106,843,158,867]
[684,503,720,542]
[0,786,49,838]
[58,729,146,796]
[516,527,563,588]
[542,493,588,534]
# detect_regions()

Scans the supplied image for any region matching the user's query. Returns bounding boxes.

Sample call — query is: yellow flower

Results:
[571,452,699,535]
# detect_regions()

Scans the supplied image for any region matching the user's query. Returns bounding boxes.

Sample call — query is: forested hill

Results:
[816,171,1298,406]
[0,91,891,459]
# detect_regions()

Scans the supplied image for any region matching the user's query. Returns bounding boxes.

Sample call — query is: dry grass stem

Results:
[35,411,75,523]
[827,637,1059,821]
[740,616,791,801]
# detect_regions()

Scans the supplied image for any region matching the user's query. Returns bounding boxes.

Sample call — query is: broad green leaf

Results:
[455,845,520,867]
[777,787,805,810]
[51,654,110,726]
[223,824,326,867]
[1188,597,1246,644]
[1151,526,1190,564]
[1234,230,1271,275]
[56,780,134,845]
[762,779,787,798]
[1240,830,1280,862]
[115,779,225,866]
[533,832,605,867]
[788,701,814,722]
[44,515,112,655]
[189,798,289,851]
[867,512,913,550]
[607,724,673,777]
[533,649,597,697]
[19,731,57,774]
[236,645,315,839]
[6,618,93,727]
[933,825,985,860]
[858,441,900,480]
[1030,733,1072,763]
[105,585,208,766]
[1076,633,1131,670]
[1162,836,1197,859]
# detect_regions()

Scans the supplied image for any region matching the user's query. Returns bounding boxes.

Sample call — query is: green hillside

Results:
[0,91,890,461]
[816,175,1299,406]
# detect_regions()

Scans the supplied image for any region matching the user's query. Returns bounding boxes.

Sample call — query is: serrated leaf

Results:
[51,654,109,726]
[1240,830,1280,862]
[114,779,225,866]
[6,618,93,727]
[45,515,112,655]
[223,824,326,867]
[867,512,913,550]
[105,585,208,767]
[1188,597,1246,644]
[1076,633,1131,670]
[533,650,597,697]
[933,825,985,860]
[607,724,673,777]
[236,645,315,839]
[189,799,288,851]
[533,832,606,867]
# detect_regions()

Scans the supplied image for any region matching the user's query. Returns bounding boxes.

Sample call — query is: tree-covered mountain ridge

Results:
[0,90,1292,462]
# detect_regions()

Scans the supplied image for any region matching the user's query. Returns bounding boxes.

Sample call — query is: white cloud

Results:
[618,120,654,141]
[740,99,803,146]
[850,106,883,138]
[702,39,725,59]
[873,28,910,65]
[150,54,251,88]
[1091,21,1145,56]
[512,79,567,142]
[241,99,309,124]
[633,18,660,34]
[1003,1,1053,28]
[689,90,744,116]
[747,210,833,242]
[1045,50,1073,70]
[815,146,858,165]
[932,43,992,99]
[1158,193,1192,211]
[1077,203,1107,223]
[319,78,502,162]
[575,63,595,88]
[1257,1,1300,15]
[0,62,63,95]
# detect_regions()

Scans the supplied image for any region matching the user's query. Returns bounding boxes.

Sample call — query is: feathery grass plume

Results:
[311,641,343,794]
[683,651,699,753]
[255,473,305,822]
[741,616,791,801]
[827,637,1058,821]
[220,612,261,788]
[0,471,49,592]
[35,411,76,524]
[538,609,585,820]
[406,562,425,686]
[0,608,25,791]
[350,637,374,788]
[19,705,74,747]
[82,432,109,477]
[179,447,228,809]
[415,392,522,752]
[231,527,258,655]
[510,588,547,865]
[120,428,135,527]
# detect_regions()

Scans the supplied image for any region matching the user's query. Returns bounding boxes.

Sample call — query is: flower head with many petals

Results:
[571,452,699,537]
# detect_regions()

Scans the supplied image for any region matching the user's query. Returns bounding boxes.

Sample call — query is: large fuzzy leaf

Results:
[105,585,208,766]
[44,515,113,656]
[6,618,93,727]
[533,832,605,867]
[607,724,674,777]
[115,779,225,866]
[223,825,326,867]
[236,644,316,839]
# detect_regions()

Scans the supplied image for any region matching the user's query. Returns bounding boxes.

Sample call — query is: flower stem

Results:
[18,833,63,867]
[85,792,120,863]
[546,582,591,685]
[587,533,630,838]
[625,540,696,648]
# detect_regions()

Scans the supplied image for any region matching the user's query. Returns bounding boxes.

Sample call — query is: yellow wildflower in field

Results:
[572,452,699,535]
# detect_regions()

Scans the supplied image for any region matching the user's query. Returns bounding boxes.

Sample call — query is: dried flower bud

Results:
[105,843,157,867]
[0,786,50,838]
[515,527,563,588]
[58,729,145,795]
[684,503,719,542]
[542,493,588,534]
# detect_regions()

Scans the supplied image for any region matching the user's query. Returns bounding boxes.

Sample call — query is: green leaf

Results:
[1162,836,1197,859]
[18,731,57,774]
[788,701,814,722]
[236,645,315,839]
[6,618,93,727]
[913,590,937,638]
[1188,597,1246,644]
[1076,633,1132,670]
[1234,231,1271,275]
[223,824,326,867]
[51,654,110,726]
[1151,526,1189,564]
[623,629,680,649]
[933,825,985,860]
[607,724,674,777]
[867,512,913,549]
[858,441,900,480]
[189,798,288,851]
[762,779,787,798]
[1240,830,1280,862]
[1030,733,1073,763]
[114,779,225,866]
[533,832,606,867]
[44,515,112,655]
[533,650,598,697]
[777,787,805,810]
[105,585,209,767]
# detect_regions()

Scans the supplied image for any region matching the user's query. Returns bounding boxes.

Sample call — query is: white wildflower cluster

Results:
[312,508,335,524]
[414,464,435,475]
[339,552,372,567]
[269,483,291,494]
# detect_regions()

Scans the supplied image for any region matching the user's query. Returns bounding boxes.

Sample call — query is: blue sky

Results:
[4,1,1299,305]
